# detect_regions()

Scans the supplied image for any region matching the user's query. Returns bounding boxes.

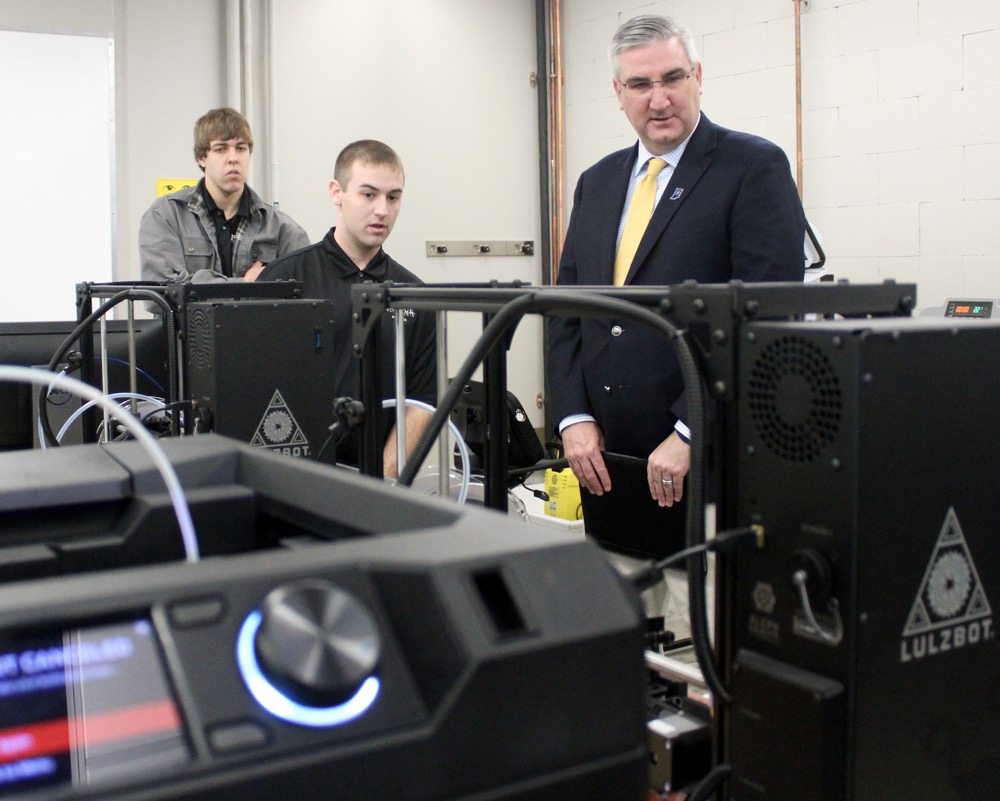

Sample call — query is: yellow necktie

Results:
[613,157,667,286]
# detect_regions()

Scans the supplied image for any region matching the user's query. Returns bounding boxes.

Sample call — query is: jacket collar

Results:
[180,179,267,220]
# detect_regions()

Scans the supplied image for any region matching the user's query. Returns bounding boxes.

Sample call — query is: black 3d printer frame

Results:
[351,279,919,798]
[351,280,916,510]
[72,281,304,442]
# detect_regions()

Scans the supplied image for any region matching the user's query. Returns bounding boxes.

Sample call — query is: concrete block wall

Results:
[562,0,1000,311]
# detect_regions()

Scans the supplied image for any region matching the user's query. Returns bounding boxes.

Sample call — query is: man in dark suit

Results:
[548,14,805,510]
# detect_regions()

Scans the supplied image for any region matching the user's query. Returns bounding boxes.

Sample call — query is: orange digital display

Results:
[945,300,993,318]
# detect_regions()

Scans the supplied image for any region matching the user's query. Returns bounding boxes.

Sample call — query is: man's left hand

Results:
[243,261,265,282]
[647,431,690,508]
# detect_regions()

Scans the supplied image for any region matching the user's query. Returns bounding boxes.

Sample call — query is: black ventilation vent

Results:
[747,336,842,463]
[472,568,528,637]
[187,308,212,371]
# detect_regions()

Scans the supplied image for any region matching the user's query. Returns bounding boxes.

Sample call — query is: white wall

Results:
[562,0,1000,312]
[114,0,226,280]
[0,30,114,321]
[6,0,1000,423]
[270,0,544,423]
[0,0,224,312]
[802,0,1000,307]
[0,0,546,425]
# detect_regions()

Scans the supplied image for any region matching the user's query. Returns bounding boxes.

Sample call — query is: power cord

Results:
[516,477,549,503]
[627,525,763,594]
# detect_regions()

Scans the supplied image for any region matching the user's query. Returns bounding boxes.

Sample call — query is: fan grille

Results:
[187,308,212,371]
[747,336,843,463]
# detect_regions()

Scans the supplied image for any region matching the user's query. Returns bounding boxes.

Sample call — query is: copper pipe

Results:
[794,0,803,199]
[548,0,565,283]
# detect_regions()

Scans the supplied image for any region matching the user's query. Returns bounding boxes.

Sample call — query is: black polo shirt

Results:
[259,228,438,462]
[201,181,251,277]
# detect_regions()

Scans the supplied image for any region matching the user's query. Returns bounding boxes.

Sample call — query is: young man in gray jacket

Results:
[139,107,308,284]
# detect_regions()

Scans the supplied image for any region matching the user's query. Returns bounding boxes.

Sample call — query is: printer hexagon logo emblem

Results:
[250,389,312,458]
[900,507,994,664]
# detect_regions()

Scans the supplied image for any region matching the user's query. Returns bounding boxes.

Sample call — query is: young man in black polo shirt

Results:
[258,140,436,477]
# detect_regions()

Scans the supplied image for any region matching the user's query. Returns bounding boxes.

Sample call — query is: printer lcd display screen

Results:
[0,618,189,795]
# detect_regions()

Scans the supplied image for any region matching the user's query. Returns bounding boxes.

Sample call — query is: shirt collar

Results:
[200,178,251,220]
[632,113,701,177]
[322,228,389,278]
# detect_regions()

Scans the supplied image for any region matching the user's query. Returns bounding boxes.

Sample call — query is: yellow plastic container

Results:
[544,467,583,521]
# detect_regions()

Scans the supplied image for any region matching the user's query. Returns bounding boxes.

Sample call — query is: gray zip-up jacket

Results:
[139,181,309,283]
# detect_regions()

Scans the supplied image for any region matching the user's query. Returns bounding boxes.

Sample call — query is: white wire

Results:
[3,365,200,563]
[381,398,472,505]
[56,392,166,444]
[792,570,843,645]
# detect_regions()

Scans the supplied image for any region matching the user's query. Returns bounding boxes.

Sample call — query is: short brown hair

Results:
[334,140,403,187]
[193,107,254,165]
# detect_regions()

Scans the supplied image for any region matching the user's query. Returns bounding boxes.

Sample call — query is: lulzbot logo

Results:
[900,507,994,663]
[250,390,311,457]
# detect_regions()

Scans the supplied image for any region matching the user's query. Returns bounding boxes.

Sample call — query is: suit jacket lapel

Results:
[624,116,718,285]
[595,146,636,284]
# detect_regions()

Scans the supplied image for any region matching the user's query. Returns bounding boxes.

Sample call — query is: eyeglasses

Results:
[620,67,697,97]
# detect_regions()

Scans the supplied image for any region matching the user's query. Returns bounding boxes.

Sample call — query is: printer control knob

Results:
[253,579,381,708]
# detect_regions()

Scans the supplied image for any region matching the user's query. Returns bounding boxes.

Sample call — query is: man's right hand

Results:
[561,421,612,495]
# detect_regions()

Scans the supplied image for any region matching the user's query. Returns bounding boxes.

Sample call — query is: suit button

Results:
[611,325,623,337]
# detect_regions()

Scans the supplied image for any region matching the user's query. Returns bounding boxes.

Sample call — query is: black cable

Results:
[399,291,699,487]
[137,399,191,435]
[506,457,568,477]
[627,526,759,593]
[394,288,730,705]
[686,764,732,801]
[805,217,826,270]
[315,432,337,464]
[516,476,549,503]
[38,288,175,447]
[316,396,366,465]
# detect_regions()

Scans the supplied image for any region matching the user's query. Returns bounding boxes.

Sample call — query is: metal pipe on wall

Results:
[537,0,564,438]
[535,0,553,287]
[267,0,278,206]
[548,0,565,284]
[794,0,804,199]
[241,0,255,167]
[226,0,241,109]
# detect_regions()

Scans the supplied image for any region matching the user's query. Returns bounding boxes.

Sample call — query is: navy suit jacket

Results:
[548,114,806,458]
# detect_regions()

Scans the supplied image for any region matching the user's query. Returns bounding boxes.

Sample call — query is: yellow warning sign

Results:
[155,178,199,198]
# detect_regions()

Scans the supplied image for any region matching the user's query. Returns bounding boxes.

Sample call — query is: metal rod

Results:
[794,0,804,198]
[127,299,138,417]
[436,311,450,498]
[483,313,509,511]
[394,309,407,474]
[99,314,110,440]
[645,649,707,688]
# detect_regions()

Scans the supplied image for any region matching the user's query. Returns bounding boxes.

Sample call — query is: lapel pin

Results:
[670,188,684,201]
